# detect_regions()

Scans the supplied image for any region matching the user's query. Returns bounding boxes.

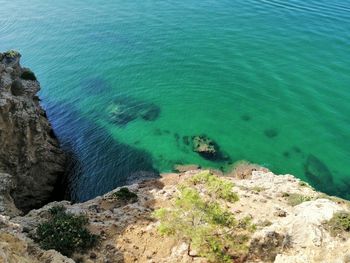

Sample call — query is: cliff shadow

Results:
[44,100,159,203]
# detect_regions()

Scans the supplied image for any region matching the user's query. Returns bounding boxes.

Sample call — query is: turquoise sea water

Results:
[1,0,349,201]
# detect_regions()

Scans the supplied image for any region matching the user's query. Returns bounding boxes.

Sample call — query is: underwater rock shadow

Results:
[264,128,279,138]
[304,154,339,196]
[181,134,232,163]
[80,76,112,95]
[107,95,161,127]
[44,101,159,202]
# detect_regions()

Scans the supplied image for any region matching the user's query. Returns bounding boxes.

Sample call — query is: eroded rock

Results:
[0,51,66,213]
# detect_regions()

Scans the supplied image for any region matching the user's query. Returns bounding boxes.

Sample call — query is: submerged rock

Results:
[192,135,217,158]
[264,128,279,138]
[0,51,66,213]
[139,103,160,121]
[191,135,230,162]
[241,114,251,121]
[108,97,160,126]
[80,77,111,95]
[108,102,138,125]
[182,135,190,146]
[304,154,334,193]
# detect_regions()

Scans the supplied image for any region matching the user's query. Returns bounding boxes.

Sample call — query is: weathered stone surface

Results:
[173,164,200,173]
[0,52,66,213]
[3,170,349,263]
[0,173,20,216]
[192,135,217,157]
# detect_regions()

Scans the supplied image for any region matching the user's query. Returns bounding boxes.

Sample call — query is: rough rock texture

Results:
[0,173,20,216]
[0,51,66,214]
[2,169,349,263]
[192,135,217,158]
[0,215,74,263]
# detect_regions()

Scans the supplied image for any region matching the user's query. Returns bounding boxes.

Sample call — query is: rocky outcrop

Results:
[0,215,73,263]
[0,173,20,216]
[192,135,218,158]
[0,51,66,214]
[1,168,349,263]
[191,135,230,162]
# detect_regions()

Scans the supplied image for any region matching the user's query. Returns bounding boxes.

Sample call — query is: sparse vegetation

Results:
[326,211,350,236]
[113,187,138,202]
[298,181,308,187]
[4,50,20,58]
[282,192,312,206]
[154,173,255,263]
[251,186,266,193]
[21,68,37,81]
[257,220,273,227]
[36,206,98,257]
[318,194,350,209]
[189,171,239,202]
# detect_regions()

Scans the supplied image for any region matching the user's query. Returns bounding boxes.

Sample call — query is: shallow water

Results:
[1,0,349,201]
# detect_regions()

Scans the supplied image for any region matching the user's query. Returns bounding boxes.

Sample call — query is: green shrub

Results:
[298,181,308,187]
[251,186,266,193]
[21,69,37,81]
[154,185,254,263]
[326,211,350,236]
[189,171,239,202]
[4,50,20,58]
[113,187,138,202]
[36,206,98,257]
[282,193,312,206]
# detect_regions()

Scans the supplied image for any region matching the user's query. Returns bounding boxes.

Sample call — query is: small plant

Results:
[113,187,138,202]
[298,181,309,187]
[251,186,266,193]
[154,183,254,263]
[189,171,239,202]
[36,206,98,257]
[258,220,273,227]
[21,69,37,81]
[282,193,312,206]
[4,50,20,58]
[326,211,350,236]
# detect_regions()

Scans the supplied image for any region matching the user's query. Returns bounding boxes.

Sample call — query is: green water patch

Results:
[1,0,350,201]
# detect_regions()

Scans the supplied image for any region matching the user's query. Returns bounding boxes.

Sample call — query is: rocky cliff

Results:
[1,168,350,263]
[0,51,66,215]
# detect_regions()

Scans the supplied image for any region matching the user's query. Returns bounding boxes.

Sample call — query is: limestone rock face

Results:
[0,173,20,216]
[5,170,349,263]
[0,51,66,214]
[0,215,73,263]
